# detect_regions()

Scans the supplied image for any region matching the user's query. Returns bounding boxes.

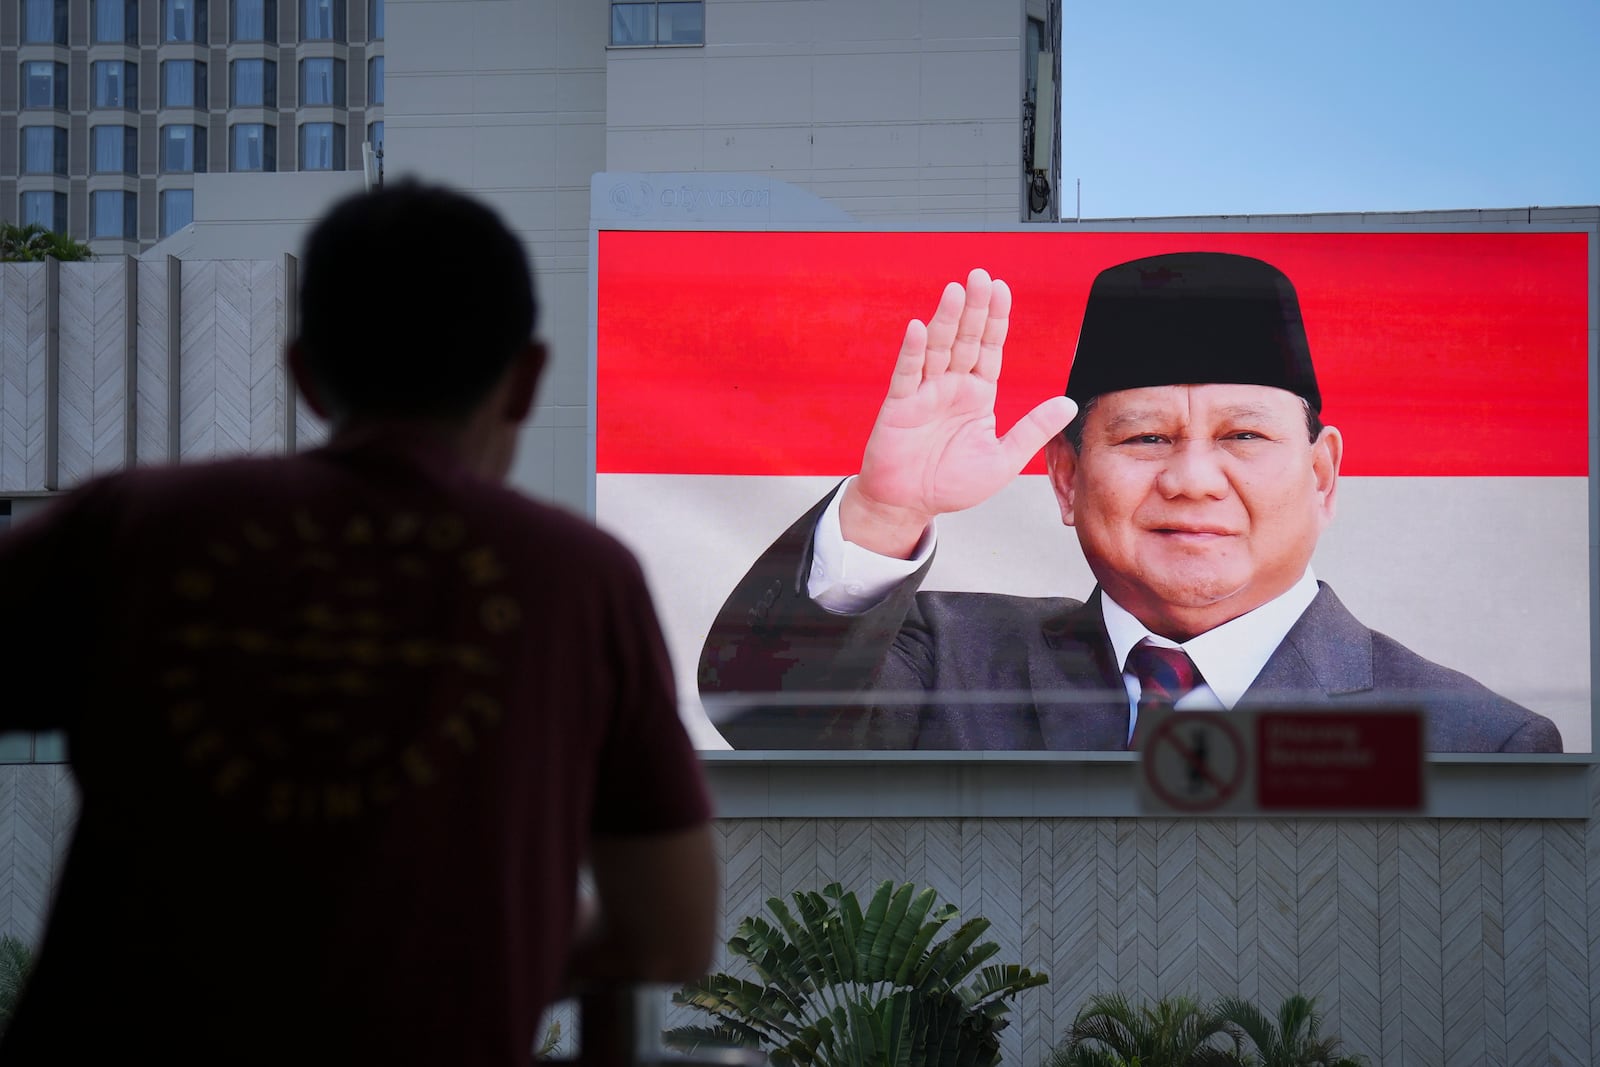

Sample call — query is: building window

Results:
[20,126,68,175]
[20,191,69,234]
[22,62,69,110]
[231,0,274,41]
[230,58,276,107]
[300,0,343,40]
[367,55,382,105]
[93,0,140,43]
[91,190,138,240]
[161,60,208,108]
[368,0,381,39]
[298,122,343,170]
[229,123,275,170]
[300,57,345,106]
[22,0,69,44]
[609,1,703,46]
[163,0,207,41]
[367,119,381,150]
[92,125,139,173]
[160,124,207,172]
[160,189,194,236]
[92,61,139,109]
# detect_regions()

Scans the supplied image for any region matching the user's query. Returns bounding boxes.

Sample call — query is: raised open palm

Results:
[841,268,1077,557]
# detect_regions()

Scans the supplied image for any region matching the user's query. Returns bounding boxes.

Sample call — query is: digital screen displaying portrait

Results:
[594,229,1593,755]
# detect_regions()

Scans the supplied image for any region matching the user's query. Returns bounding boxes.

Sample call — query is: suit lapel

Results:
[1033,589,1134,750]
[1239,583,1374,706]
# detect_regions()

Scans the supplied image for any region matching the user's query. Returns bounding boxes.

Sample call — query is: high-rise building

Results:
[1,0,385,251]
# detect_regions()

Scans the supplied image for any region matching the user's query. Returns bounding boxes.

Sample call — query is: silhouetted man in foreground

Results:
[0,182,717,1065]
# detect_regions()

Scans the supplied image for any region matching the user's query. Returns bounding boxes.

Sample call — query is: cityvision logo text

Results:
[608,180,771,218]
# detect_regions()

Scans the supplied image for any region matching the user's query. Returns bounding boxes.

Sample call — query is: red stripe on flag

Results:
[596,231,1591,476]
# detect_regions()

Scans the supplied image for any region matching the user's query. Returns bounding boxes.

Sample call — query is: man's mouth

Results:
[1148,525,1235,539]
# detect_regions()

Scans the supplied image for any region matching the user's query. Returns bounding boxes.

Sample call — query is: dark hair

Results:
[294,181,538,421]
[1062,395,1324,452]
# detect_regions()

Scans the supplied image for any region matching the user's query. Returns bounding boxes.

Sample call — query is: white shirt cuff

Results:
[806,477,935,613]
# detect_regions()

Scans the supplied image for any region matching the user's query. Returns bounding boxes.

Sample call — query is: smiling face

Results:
[1046,383,1342,641]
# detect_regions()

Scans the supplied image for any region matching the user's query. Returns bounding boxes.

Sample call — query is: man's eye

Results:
[1227,431,1265,441]
[1121,434,1169,446]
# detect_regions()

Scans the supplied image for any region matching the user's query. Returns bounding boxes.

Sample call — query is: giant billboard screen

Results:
[594,228,1593,754]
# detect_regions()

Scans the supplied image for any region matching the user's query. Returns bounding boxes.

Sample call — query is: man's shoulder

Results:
[1298,585,1563,753]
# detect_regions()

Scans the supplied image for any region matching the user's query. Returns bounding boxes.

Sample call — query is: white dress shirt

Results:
[806,476,1323,742]
[1101,570,1320,741]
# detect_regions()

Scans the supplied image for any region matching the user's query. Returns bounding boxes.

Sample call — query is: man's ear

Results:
[502,341,547,423]
[1312,424,1343,524]
[286,342,332,420]
[1044,436,1079,526]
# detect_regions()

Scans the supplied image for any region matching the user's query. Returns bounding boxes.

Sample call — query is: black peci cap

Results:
[1067,252,1320,413]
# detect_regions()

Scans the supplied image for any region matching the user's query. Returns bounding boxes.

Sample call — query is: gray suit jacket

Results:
[699,489,1563,753]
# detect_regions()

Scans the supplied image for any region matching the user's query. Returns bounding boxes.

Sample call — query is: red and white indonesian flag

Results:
[595,231,1592,751]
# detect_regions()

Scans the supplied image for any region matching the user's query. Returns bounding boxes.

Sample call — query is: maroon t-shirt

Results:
[0,434,711,1066]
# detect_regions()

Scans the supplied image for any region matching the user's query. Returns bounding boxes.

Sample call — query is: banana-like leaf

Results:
[889,890,947,987]
[671,882,1046,1067]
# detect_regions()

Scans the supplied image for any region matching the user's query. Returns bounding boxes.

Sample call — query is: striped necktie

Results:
[1125,639,1203,747]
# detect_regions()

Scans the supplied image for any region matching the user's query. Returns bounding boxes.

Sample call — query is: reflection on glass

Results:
[368,55,383,105]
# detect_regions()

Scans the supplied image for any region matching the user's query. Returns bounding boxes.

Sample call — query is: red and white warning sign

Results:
[1137,708,1426,816]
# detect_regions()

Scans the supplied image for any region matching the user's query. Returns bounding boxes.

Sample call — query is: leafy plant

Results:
[1213,994,1367,1067]
[0,222,93,262]
[666,880,1047,1067]
[1049,993,1241,1067]
[534,1018,562,1058]
[0,935,35,1036]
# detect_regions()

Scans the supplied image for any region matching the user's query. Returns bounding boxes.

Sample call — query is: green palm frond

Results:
[667,881,1046,1067]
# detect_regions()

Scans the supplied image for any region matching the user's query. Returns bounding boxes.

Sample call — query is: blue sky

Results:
[1060,0,1598,217]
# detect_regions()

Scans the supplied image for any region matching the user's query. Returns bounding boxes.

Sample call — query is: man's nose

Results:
[1155,440,1230,499]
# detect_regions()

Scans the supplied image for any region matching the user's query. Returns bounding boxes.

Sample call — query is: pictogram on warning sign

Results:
[1143,712,1247,813]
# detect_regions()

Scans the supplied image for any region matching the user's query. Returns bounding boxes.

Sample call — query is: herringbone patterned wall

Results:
[0,258,300,490]
[3,256,1597,1065]
[0,766,1595,1066]
[694,806,1599,1067]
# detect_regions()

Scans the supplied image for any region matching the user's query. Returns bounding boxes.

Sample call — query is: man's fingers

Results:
[975,278,1010,382]
[947,268,993,376]
[886,319,928,400]
[921,280,966,376]
[999,396,1078,471]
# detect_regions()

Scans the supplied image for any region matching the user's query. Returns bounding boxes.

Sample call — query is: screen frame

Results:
[586,192,1598,817]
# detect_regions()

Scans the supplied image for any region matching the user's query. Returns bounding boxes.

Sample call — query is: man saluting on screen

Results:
[698,252,1563,753]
